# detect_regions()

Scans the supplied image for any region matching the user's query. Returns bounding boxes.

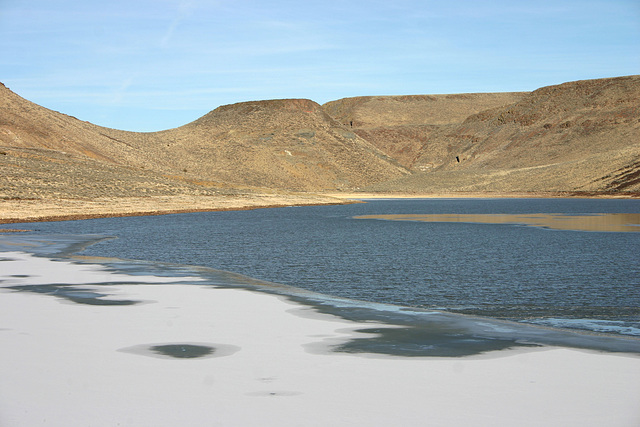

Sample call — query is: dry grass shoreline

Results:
[1,191,638,225]
[0,194,351,224]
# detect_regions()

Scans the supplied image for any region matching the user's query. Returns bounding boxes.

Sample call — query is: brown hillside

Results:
[323,93,527,127]
[0,82,207,200]
[0,85,407,201]
[323,93,526,168]
[361,76,640,193]
[98,98,409,191]
[0,82,140,165]
[451,76,640,170]
[2,76,639,207]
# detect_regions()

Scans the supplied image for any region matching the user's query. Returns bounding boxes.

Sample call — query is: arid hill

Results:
[98,98,408,191]
[324,76,640,194]
[323,93,526,168]
[0,85,406,200]
[1,75,639,208]
[323,92,527,127]
[0,82,207,200]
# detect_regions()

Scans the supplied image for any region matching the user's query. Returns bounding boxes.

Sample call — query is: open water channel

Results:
[5,198,639,340]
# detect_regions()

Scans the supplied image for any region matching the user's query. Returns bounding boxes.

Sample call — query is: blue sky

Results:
[1,0,638,132]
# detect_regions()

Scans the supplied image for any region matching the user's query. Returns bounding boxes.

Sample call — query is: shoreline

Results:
[1,190,638,225]
[0,193,353,225]
[326,190,640,200]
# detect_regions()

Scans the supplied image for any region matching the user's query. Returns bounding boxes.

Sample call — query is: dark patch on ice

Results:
[8,284,141,306]
[332,326,539,357]
[151,344,215,358]
[292,296,640,357]
[119,342,240,359]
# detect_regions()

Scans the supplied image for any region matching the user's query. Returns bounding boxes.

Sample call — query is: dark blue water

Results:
[6,198,640,336]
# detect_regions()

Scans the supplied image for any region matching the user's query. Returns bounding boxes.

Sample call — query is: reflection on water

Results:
[354,213,640,232]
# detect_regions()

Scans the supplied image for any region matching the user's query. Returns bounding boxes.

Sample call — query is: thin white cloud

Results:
[160,1,197,47]
[110,76,136,104]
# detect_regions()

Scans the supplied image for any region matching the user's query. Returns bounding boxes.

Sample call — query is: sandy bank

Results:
[0,193,349,224]
[1,251,639,427]
[325,191,640,200]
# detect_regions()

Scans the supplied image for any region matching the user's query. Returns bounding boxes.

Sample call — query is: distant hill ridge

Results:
[1,76,639,199]
[323,92,527,127]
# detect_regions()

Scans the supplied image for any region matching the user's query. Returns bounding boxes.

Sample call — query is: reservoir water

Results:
[4,198,640,338]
